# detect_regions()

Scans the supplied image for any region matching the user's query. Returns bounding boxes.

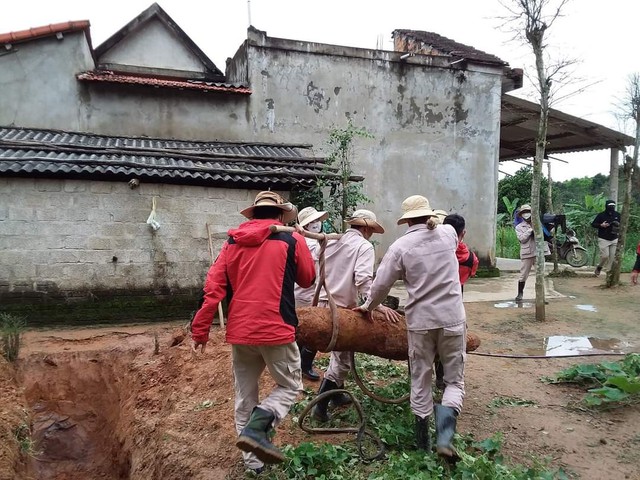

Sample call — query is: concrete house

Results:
[0,3,523,322]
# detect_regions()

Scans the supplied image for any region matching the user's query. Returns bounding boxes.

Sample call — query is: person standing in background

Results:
[591,200,621,277]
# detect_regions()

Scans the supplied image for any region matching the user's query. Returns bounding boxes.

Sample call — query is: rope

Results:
[311,233,340,353]
[297,390,386,461]
[349,352,410,404]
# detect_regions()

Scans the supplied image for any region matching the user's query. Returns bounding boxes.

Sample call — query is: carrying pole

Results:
[205,223,225,328]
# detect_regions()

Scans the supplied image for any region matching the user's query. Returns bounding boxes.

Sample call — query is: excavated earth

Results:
[1,274,639,479]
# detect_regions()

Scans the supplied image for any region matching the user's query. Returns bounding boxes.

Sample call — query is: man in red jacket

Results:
[191,191,315,473]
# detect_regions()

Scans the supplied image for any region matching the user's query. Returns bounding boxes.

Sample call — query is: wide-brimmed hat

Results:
[346,209,384,234]
[397,195,437,225]
[433,209,448,224]
[519,204,532,213]
[297,206,329,227]
[240,191,298,224]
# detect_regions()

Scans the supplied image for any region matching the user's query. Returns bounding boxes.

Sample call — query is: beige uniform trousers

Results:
[597,237,618,270]
[314,300,353,386]
[519,256,536,282]
[408,325,466,418]
[232,342,303,470]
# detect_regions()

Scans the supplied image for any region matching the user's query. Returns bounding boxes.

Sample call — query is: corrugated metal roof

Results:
[0,127,334,189]
[77,71,251,94]
[500,95,636,161]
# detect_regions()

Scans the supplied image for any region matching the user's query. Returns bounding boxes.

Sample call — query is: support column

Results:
[609,148,619,202]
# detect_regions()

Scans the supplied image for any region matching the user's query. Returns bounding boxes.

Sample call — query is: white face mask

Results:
[306,221,322,233]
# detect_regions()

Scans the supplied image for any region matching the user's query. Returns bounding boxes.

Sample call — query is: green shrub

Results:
[0,313,26,362]
[545,354,640,408]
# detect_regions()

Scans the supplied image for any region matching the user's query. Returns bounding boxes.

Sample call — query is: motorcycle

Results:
[542,214,588,268]
[549,228,589,267]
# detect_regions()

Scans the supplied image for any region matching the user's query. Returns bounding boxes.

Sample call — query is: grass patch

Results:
[0,313,26,362]
[488,396,537,411]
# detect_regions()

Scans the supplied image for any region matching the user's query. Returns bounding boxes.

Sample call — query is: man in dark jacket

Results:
[591,200,621,276]
[191,191,316,473]
[631,241,640,285]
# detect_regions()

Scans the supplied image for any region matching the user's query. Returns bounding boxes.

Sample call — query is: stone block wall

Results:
[0,177,276,323]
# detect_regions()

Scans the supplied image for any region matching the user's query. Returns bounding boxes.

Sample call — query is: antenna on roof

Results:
[247,0,252,26]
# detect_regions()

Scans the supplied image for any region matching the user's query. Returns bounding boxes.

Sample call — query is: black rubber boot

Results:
[236,407,285,464]
[515,281,525,302]
[311,378,339,422]
[434,358,445,391]
[415,415,430,451]
[300,346,320,381]
[435,404,459,461]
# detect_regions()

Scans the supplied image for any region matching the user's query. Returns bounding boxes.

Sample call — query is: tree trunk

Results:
[547,161,559,273]
[609,148,619,203]
[531,32,549,321]
[296,307,480,360]
[607,157,637,286]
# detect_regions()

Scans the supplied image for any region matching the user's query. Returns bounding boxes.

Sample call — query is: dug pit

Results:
[19,352,135,479]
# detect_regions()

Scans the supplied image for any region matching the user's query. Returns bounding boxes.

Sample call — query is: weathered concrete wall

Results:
[241,31,502,263]
[0,32,249,140]
[0,28,502,265]
[99,20,205,73]
[0,33,94,130]
[0,177,263,299]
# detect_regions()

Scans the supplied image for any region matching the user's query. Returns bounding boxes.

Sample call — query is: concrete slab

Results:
[387,259,569,307]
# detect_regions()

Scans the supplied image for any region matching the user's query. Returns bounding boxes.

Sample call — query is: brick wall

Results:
[0,178,278,320]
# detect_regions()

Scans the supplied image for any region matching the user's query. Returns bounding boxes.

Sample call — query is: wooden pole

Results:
[205,223,225,328]
[269,225,343,240]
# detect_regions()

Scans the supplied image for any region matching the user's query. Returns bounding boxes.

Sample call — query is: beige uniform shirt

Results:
[294,238,319,306]
[516,221,549,259]
[319,229,374,308]
[362,223,465,331]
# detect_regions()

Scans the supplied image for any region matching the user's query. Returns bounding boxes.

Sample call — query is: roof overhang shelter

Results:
[500,94,635,162]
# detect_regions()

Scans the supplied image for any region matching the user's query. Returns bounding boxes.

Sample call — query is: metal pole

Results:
[247,0,252,26]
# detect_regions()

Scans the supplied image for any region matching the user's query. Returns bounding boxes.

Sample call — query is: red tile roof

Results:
[76,70,252,95]
[0,21,90,45]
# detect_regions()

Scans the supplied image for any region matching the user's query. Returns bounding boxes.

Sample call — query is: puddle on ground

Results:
[575,304,597,312]
[525,335,629,357]
[494,301,533,309]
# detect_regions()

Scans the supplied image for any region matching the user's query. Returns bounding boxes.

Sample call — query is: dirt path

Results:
[1,275,639,479]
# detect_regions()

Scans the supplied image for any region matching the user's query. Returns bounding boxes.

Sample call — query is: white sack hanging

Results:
[146,197,161,231]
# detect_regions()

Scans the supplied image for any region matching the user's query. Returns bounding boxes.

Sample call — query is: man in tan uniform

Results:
[355,195,466,461]
[311,209,401,422]
[294,206,329,381]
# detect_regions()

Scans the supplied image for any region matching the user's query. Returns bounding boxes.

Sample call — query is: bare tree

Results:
[607,73,640,287]
[502,0,571,321]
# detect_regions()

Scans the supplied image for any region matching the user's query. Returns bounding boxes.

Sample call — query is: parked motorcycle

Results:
[542,213,588,268]
[549,228,589,267]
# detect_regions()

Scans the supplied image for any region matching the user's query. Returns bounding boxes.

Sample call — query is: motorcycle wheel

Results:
[566,247,588,267]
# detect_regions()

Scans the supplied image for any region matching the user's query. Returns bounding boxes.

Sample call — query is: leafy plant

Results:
[545,354,640,408]
[1,313,26,362]
[294,121,372,233]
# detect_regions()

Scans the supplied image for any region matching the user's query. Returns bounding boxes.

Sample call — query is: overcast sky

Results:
[1,0,638,182]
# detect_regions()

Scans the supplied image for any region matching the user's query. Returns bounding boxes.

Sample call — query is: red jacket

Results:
[191,219,315,345]
[457,241,479,285]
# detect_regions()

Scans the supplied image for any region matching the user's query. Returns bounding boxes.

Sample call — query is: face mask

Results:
[521,213,532,221]
[306,221,322,233]
[606,204,616,212]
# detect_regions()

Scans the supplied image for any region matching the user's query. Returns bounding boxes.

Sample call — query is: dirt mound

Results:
[0,358,29,480]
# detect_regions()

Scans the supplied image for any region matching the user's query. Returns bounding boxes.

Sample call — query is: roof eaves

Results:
[0,20,91,46]
[76,70,252,95]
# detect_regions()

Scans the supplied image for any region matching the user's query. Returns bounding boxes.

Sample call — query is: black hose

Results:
[469,351,630,359]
